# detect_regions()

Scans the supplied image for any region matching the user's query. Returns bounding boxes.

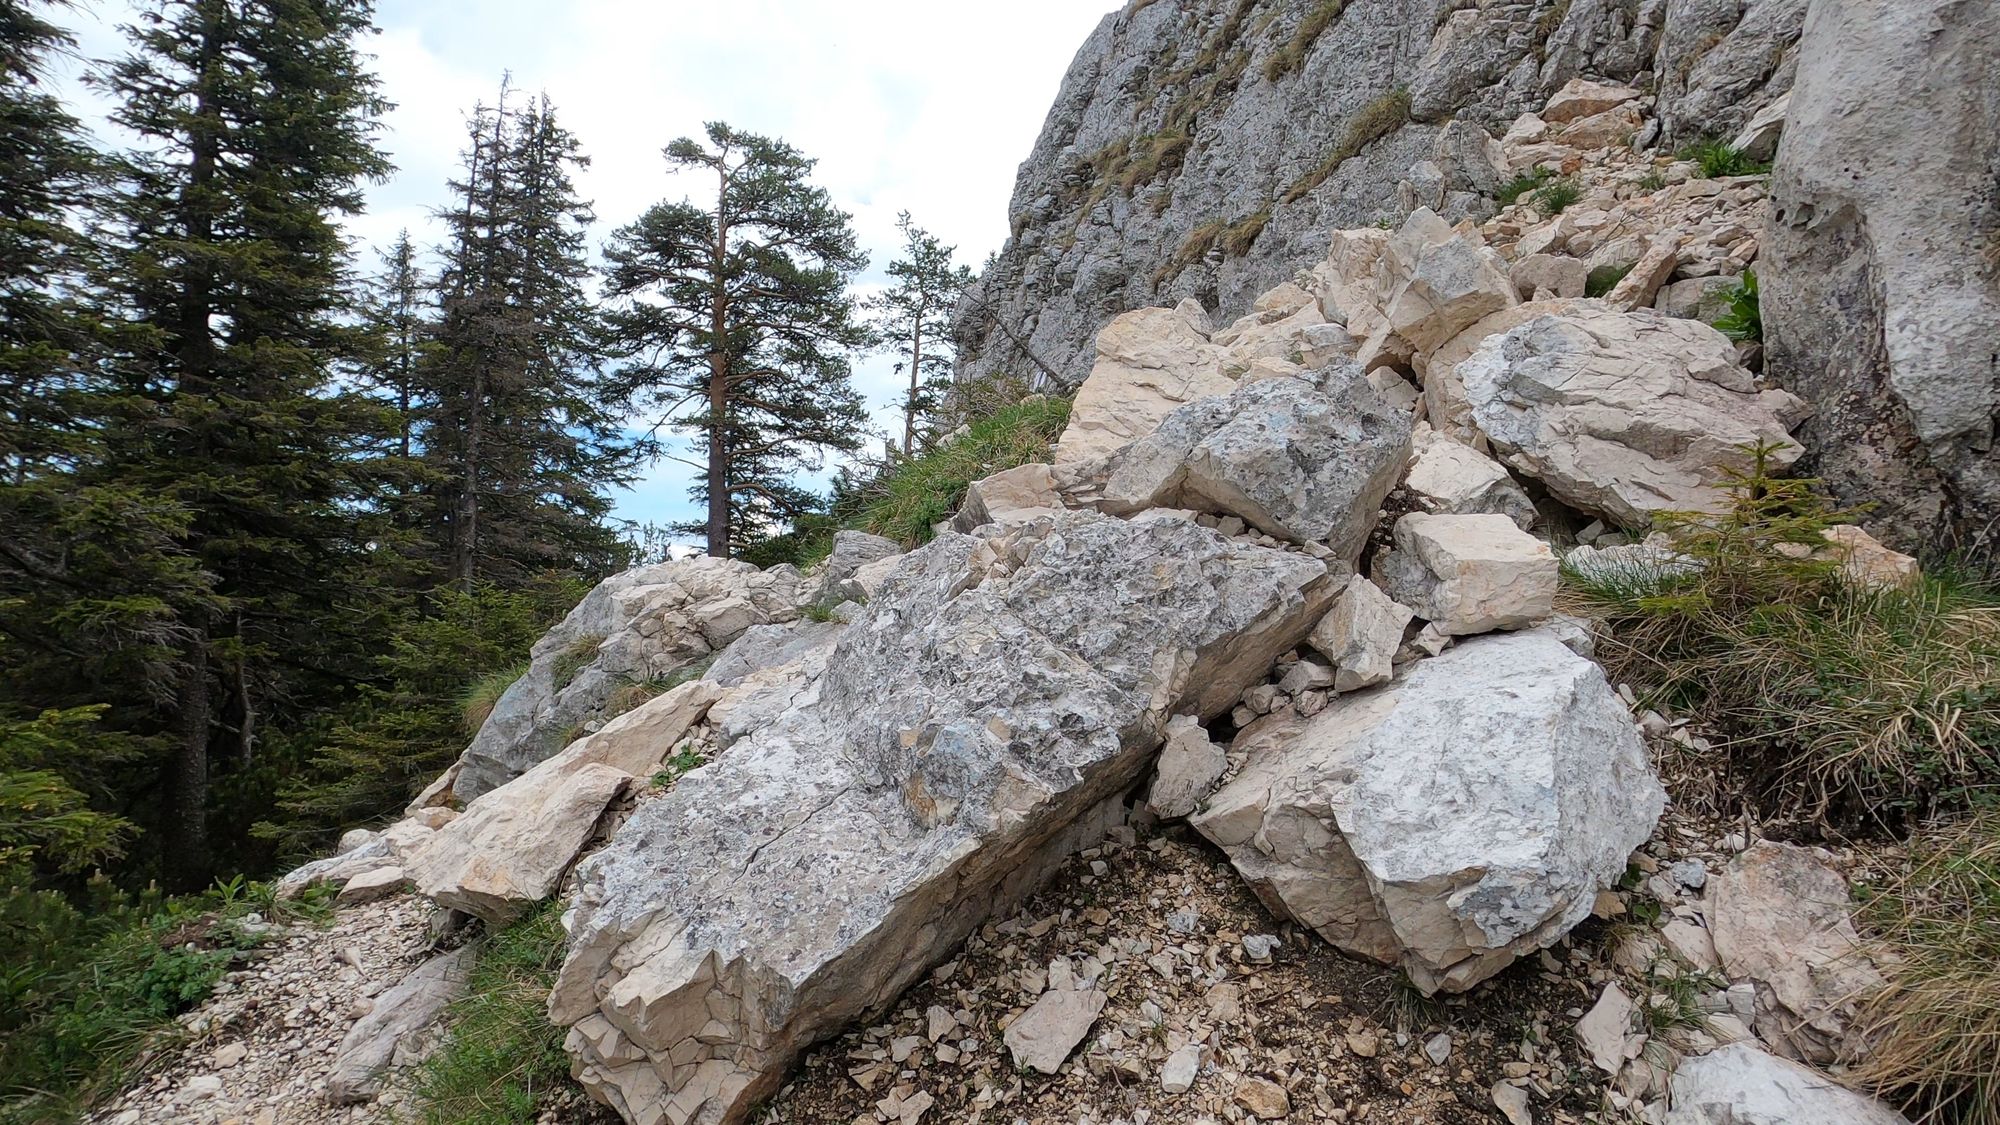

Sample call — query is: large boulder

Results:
[1192,630,1665,994]
[1763,0,2000,549]
[550,512,1340,1125]
[1455,306,1808,527]
[1098,364,1412,554]
[443,559,805,802]
[811,531,901,605]
[951,462,1064,533]
[408,681,723,924]
[1662,1043,1911,1125]
[1705,841,1885,1064]
[1374,209,1520,358]
[1403,426,1536,528]
[1054,302,1233,463]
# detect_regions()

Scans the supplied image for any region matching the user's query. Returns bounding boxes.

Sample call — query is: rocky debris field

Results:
[84,897,433,1125]
[763,825,1618,1125]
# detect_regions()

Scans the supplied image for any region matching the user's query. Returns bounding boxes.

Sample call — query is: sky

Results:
[44,0,1119,532]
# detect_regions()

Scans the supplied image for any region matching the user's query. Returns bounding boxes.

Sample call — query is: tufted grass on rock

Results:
[461,662,530,735]
[1584,261,1632,298]
[408,903,574,1125]
[847,396,1071,548]
[1561,449,2000,833]
[1280,87,1410,204]
[1682,139,1770,179]
[1532,177,1583,215]
[1853,813,2000,1125]
[1496,166,1554,205]
[1263,0,1345,82]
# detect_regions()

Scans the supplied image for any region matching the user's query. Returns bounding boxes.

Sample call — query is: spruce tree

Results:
[425,85,632,589]
[84,0,395,889]
[604,122,870,558]
[871,212,972,455]
[362,230,430,462]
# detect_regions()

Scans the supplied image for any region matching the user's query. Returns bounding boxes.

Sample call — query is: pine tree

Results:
[81,0,396,889]
[362,230,430,462]
[425,85,632,590]
[871,212,972,455]
[604,122,870,558]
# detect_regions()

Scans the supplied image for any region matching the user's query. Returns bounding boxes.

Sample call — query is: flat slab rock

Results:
[550,512,1339,1125]
[1193,629,1664,993]
[1662,1043,1911,1125]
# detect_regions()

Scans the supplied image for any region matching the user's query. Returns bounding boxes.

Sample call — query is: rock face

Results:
[442,559,805,802]
[550,513,1339,1125]
[1099,365,1412,551]
[1705,841,1884,1064]
[1454,306,1806,527]
[407,681,722,924]
[1192,630,1664,994]
[1663,1043,1911,1125]
[952,0,1802,390]
[1763,0,2000,550]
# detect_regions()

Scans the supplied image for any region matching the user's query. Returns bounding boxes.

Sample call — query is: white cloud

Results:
[45,0,1116,530]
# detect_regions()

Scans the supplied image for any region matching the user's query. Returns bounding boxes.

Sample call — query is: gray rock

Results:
[1146,715,1227,819]
[1100,365,1412,555]
[1764,0,1999,550]
[550,512,1340,1125]
[1662,1043,1911,1125]
[1161,1042,1202,1093]
[325,947,472,1104]
[1193,631,1665,994]
[1306,576,1414,692]
[445,559,805,801]
[1373,513,1558,636]
[812,530,902,606]
[703,620,844,688]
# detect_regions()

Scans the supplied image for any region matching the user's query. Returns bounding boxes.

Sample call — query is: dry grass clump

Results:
[1281,87,1411,204]
[460,661,529,734]
[1563,449,2000,833]
[1264,0,1345,82]
[1852,814,2000,1124]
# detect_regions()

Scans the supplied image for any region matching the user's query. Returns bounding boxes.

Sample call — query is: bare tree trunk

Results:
[706,164,732,558]
[903,308,924,456]
[164,635,213,892]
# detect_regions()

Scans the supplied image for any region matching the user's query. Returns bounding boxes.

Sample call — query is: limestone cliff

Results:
[953,0,1802,388]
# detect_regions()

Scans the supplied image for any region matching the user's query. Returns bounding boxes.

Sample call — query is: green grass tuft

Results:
[1682,139,1770,179]
[845,397,1071,548]
[1496,166,1554,205]
[550,635,606,694]
[1562,447,2000,831]
[1711,268,1761,343]
[1532,178,1583,215]
[1280,88,1410,204]
[408,903,575,1125]
[461,662,530,735]
[1585,261,1633,298]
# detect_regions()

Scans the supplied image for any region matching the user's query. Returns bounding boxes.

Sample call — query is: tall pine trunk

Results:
[706,166,732,558]
[902,310,925,456]
[164,636,213,891]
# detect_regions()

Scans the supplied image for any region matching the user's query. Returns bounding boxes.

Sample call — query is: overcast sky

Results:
[46,0,1118,532]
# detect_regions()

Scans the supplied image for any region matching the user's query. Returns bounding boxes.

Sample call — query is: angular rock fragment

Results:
[1663,1043,1911,1125]
[408,681,721,924]
[812,530,901,605]
[1378,209,1520,355]
[1306,577,1414,692]
[551,513,1339,1125]
[1374,513,1557,635]
[1145,715,1227,818]
[1404,426,1536,527]
[1706,841,1884,1064]
[326,947,472,1104]
[1003,987,1107,1074]
[1193,631,1664,993]
[952,462,1064,532]
[1541,78,1640,124]
[1456,306,1807,527]
[1099,365,1411,554]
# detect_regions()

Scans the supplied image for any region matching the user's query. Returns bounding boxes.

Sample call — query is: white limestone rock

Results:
[952,462,1065,533]
[1306,577,1414,693]
[1662,1043,1911,1125]
[325,947,472,1104]
[1054,304,1233,463]
[1404,426,1536,528]
[1374,513,1558,636]
[550,512,1339,1125]
[1146,715,1227,819]
[812,531,901,605]
[1192,630,1665,994]
[1378,208,1520,356]
[1456,306,1807,528]
[1003,987,1108,1075]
